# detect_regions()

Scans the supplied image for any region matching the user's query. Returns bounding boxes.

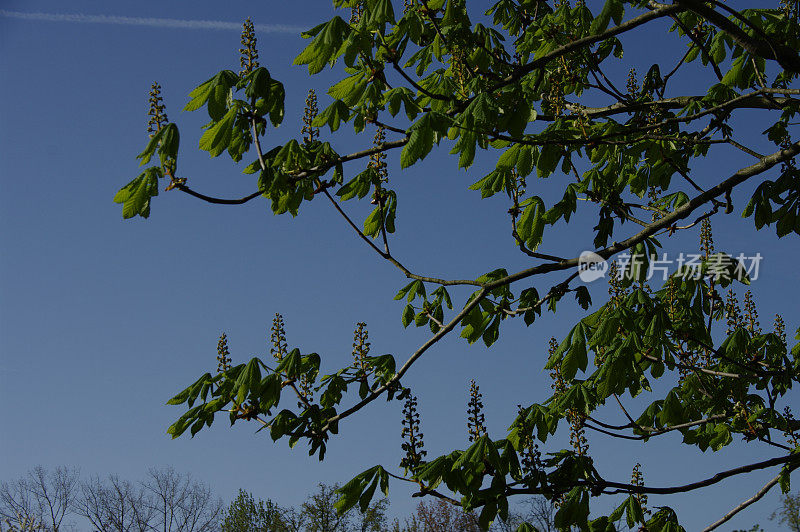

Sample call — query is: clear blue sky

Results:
[1,1,798,530]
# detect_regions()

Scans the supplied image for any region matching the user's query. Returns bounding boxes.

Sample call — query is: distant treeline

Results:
[0,465,557,531]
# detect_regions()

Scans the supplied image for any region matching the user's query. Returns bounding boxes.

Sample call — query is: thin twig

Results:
[249,97,268,173]
[702,464,798,531]
[613,394,639,427]
[319,184,483,287]
[640,351,742,378]
[424,312,444,329]
[726,138,765,159]
[319,183,388,259]
[319,287,489,433]
[176,138,410,205]
[670,14,723,80]
[392,61,451,102]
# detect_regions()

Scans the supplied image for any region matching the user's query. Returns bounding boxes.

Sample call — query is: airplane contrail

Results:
[0,9,304,33]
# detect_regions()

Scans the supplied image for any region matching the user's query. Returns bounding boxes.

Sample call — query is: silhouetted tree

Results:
[74,474,154,532]
[772,490,800,531]
[0,466,78,531]
[142,467,222,532]
[220,489,284,532]
[412,499,480,532]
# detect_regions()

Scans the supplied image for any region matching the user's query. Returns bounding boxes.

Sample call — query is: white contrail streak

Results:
[0,10,304,33]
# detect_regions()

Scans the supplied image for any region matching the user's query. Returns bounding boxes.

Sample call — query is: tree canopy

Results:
[116,1,800,530]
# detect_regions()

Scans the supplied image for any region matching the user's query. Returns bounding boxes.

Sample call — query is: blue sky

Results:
[1,1,798,530]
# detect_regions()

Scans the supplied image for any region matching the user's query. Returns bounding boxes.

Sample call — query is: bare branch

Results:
[507,453,799,496]
[702,466,797,531]
[175,138,409,205]
[726,138,766,159]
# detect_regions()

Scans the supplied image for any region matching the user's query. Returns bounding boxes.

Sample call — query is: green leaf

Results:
[136,127,166,166]
[243,67,272,100]
[166,373,214,407]
[609,497,628,522]
[590,0,624,35]
[334,466,388,515]
[337,167,375,201]
[536,144,562,178]
[275,348,303,379]
[242,159,263,175]
[400,114,434,168]
[516,146,534,177]
[659,391,683,425]
[167,405,203,439]
[366,354,396,383]
[363,206,383,238]
[263,79,286,126]
[384,191,397,233]
[453,435,488,470]
[184,76,216,112]
[158,123,180,161]
[720,54,746,88]
[554,487,589,530]
[184,70,238,120]
[314,99,352,132]
[708,424,732,451]
[328,73,368,106]
[269,410,299,441]
[516,197,546,251]
[406,280,426,302]
[432,286,453,309]
[470,169,512,199]
[383,87,421,120]
[496,144,520,170]
[482,316,501,347]
[114,167,161,219]
[320,375,347,408]
[199,103,240,158]
[574,286,592,310]
[401,304,415,328]
[272,139,308,172]
[414,455,452,489]
[561,324,588,380]
[394,281,416,301]
[366,0,395,27]
[645,507,685,532]
[625,496,644,528]
[588,516,615,532]
[235,358,262,404]
[293,17,352,75]
[779,454,796,493]
[554,383,595,416]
